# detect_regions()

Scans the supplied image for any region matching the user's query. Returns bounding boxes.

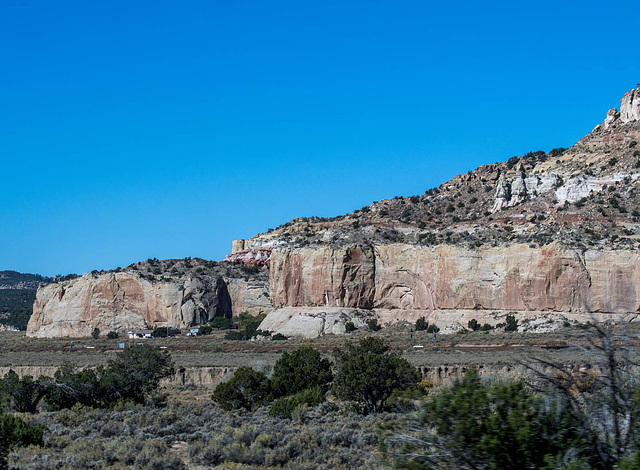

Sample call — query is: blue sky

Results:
[1,0,638,276]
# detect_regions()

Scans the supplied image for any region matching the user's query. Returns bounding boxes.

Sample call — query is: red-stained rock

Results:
[269,243,640,315]
[225,247,272,268]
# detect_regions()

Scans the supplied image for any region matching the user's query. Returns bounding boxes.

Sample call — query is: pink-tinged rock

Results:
[269,243,640,315]
[27,272,233,338]
[225,247,272,267]
[269,245,376,308]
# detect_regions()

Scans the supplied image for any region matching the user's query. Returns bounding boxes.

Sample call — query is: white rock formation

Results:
[620,86,640,123]
[491,174,511,212]
[510,165,528,205]
[601,85,639,129]
[604,108,621,129]
[257,307,373,338]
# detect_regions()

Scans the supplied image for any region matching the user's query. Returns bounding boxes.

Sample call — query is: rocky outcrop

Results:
[258,307,373,338]
[231,239,252,253]
[269,243,640,315]
[603,85,640,128]
[620,86,640,123]
[491,166,640,210]
[27,272,233,338]
[225,247,272,267]
[491,174,511,212]
[604,108,621,129]
[225,277,272,316]
[491,167,563,212]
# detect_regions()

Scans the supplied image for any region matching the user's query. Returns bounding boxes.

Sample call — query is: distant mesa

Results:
[0,270,55,290]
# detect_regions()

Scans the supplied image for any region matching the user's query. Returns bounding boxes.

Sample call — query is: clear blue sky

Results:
[1,0,638,276]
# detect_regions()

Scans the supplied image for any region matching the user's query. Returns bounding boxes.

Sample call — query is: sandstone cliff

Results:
[27,258,271,338]
[27,272,231,338]
[269,242,640,313]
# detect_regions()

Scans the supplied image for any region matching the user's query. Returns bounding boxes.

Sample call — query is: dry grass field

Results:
[2,321,636,371]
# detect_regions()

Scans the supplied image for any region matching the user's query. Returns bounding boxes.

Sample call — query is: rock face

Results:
[491,167,564,212]
[603,85,640,128]
[259,307,373,338]
[27,272,233,338]
[231,239,252,253]
[225,277,272,316]
[269,243,640,315]
[620,86,640,123]
[225,247,272,267]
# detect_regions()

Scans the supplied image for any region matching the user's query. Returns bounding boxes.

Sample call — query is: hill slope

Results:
[231,86,640,254]
[0,271,54,290]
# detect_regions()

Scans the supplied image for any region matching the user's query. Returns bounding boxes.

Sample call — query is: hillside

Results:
[0,271,56,330]
[0,270,54,290]
[230,89,640,255]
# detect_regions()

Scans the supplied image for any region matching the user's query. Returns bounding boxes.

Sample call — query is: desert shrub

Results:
[504,314,518,332]
[367,318,382,332]
[549,147,566,158]
[196,325,212,335]
[426,324,440,334]
[144,455,187,470]
[91,328,100,339]
[210,317,233,329]
[401,368,579,470]
[44,346,174,410]
[271,348,333,398]
[211,367,271,411]
[271,333,288,341]
[332,338,420,413]
[415,317,428,331]
[152,326,180,338]
[225,313,266,340]
[468,319,480,331]
[98,345,174,405]
[419,232,436,245]
[269,386,325,419]
[106,331,119,339]
[345,322,357,333]
[0,371,49,414]
[0,411,45,468]
[224,331,245,340]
